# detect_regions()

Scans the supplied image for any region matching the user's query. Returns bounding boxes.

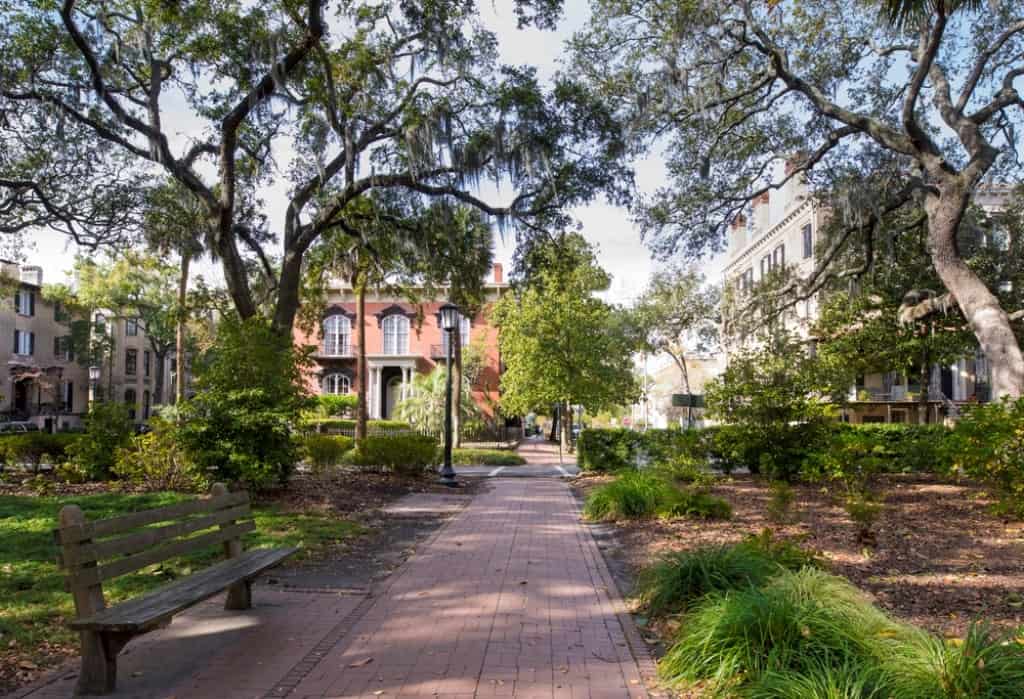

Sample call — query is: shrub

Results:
[348,434,438,476]
[943,398,1024,517]
[659,489,732,520]
[0,433,79,474]
[638,531,820,619]
[65,402,134,480]
[300,434,354,471]
[113,418,206,491]
[576,427,711,472]
[845,493,885,546]
[302,417,412,434]
[177,318,310,489]
[451,448,526,466]
[659,453,715,487]
[577,428,643,471]
[767,480,796,524]
[313,394,358,417]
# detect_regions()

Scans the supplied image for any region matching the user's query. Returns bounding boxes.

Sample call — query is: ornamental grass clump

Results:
[638,531,820,620]
[582,470,668,520]
[582,470,731,522]
[657,568,915,694]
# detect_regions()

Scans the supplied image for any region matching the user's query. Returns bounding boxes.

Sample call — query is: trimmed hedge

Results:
[451,448,526,466]
[347,434,438,476]
[300,434,355,470]
[578,423,957,479]
[303,418,412,434]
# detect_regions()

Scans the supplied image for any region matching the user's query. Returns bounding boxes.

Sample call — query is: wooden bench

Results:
[54,483,297,695]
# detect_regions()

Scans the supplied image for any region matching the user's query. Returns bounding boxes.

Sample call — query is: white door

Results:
[385,376,403,419]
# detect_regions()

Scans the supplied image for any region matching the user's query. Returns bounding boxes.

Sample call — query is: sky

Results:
[23,0,726,306]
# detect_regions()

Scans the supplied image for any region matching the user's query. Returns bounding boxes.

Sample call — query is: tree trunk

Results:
[926,186,1024,399]
[560,401,571,454]
[548,406,559,442]
[153,348,167,407]
[668,350,692,427]
[918,356,929,425]
[272,248,305,335]
[354,277,368,445]
[175,253,190,405]
[452,326,462,448]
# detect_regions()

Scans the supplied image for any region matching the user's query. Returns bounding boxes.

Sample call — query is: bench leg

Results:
[225,579,252,610]
[75,631,132,695]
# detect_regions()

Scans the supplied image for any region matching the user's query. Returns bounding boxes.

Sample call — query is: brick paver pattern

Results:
[291,478,650,699]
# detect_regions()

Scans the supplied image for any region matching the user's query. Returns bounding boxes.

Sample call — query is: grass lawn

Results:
[0,491,365,685]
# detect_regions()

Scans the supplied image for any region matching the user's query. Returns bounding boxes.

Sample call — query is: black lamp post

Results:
[438,302,460,486]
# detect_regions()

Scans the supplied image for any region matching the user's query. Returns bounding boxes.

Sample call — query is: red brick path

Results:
[290,478,653,698]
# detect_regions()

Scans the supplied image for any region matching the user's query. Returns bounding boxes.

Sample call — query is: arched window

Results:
[323,314,350,355]
[142,390,151,420]
[382,315,409,354]
[124,388,137,420]
[322,373,351,395]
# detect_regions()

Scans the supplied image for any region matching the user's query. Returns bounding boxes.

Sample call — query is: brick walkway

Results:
[15,479,653,699]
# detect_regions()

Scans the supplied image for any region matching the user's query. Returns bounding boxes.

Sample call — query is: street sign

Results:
[672,393,705,408]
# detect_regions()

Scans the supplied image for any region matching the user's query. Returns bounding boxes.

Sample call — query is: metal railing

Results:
[319,342,352,357]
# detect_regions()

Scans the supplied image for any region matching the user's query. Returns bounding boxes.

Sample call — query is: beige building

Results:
[633,353,726,429]
[0,261,177,430]
[720,175,1011,424]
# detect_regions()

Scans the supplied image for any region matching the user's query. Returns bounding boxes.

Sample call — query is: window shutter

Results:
[13,291,19,313]
[54,337,60,357]
[29,332,34,355]
[13,330,19,353]
[29,292,34,316]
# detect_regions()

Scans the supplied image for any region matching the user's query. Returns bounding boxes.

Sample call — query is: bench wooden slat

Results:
[66,521,257,590]
[58,504,252,568]
[68,547,297,633]
[55,491,249,544]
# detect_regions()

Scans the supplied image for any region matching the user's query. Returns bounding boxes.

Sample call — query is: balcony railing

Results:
[319,342,352,357]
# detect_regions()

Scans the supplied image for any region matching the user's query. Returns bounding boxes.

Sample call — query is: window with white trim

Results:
[382,315,409,354]
[125,318,139,336]
[323,314,351,355]
[125,389,137,420]
[322,373,351,394]
[802,223,813,259]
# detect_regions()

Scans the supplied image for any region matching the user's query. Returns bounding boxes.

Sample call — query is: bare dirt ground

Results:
[573,473,1024,638]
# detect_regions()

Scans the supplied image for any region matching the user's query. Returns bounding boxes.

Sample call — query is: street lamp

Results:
[438,302,460,487]
[88,365,101,408]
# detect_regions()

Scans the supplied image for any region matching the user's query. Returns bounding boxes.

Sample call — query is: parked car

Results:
[0,421,40,435]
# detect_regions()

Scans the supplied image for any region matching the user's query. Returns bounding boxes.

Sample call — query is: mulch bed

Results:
[575,473,1024,638]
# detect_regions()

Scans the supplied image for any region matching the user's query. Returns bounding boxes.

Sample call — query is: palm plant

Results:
[394,368,481,435]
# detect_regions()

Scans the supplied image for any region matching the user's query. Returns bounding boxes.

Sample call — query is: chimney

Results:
[729,214,748,255]
[752,191,770,234]
[19,265,42,287]
[783,153,809,209]
[492,263,503,284]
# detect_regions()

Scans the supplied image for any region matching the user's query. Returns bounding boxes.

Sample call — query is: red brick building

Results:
[295,265,507,419]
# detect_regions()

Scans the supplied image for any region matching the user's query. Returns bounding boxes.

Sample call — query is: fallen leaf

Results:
[347,657,374,668]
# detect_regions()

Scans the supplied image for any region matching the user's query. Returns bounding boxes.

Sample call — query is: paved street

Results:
[18,439,655,699]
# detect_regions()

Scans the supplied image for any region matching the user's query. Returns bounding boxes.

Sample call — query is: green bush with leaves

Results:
[177,318,310,489]
[943,398,1024,517]
[311,394,358,417]
[65,402,134,480]
[659,489,732,520]
[300,434,354,471]
[576,428,710,472]
[348,434,438,476]
[113,418,205,492]
[0,433,79,474]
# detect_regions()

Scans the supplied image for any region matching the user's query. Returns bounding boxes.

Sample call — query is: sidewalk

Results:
[514,436,575,467]
[16,479,654,699]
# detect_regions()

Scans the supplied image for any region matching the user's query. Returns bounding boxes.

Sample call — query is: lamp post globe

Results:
[88,365,101,408]
[438,302,460,487]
